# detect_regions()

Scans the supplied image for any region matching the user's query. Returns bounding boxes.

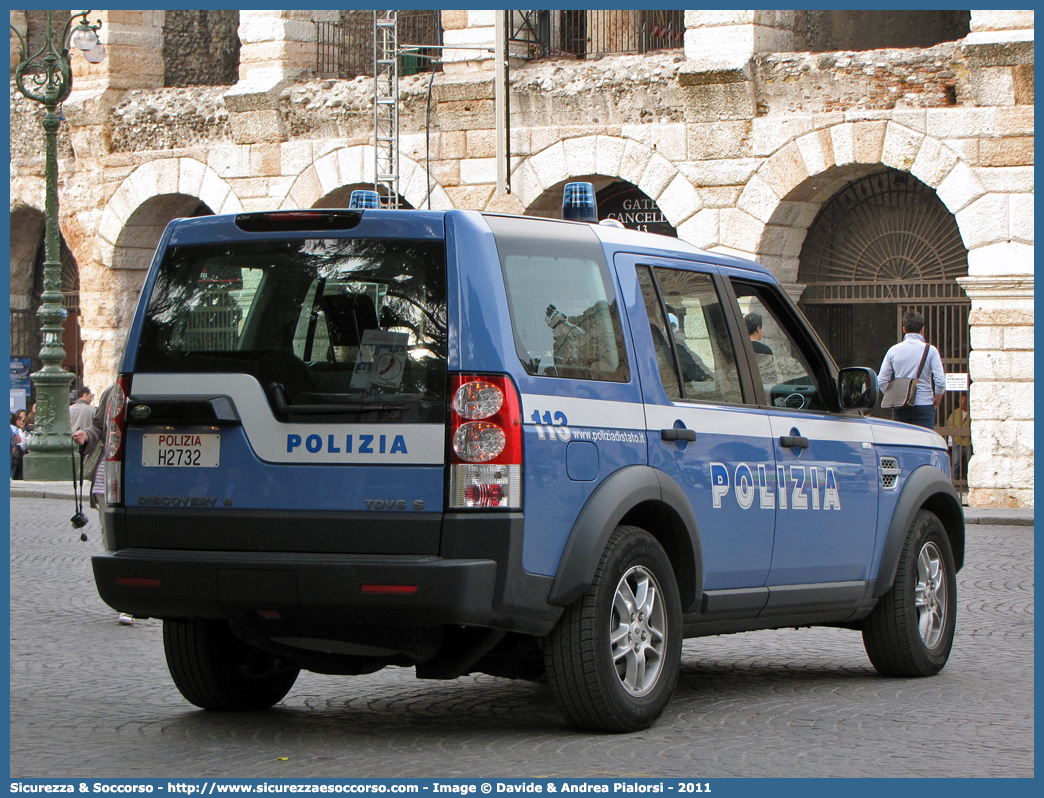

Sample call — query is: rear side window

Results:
[485,216,629,382]
[135,237,447,422]
[637,265,744,405]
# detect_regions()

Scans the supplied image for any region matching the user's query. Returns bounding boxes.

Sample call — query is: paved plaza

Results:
[9,496,1033,779]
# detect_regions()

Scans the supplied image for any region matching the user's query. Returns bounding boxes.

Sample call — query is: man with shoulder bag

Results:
[878,310,946,429]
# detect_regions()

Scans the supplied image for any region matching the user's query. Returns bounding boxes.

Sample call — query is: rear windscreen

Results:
[135,237,447,423]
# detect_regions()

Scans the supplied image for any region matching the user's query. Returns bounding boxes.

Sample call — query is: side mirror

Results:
[839,367,877,410]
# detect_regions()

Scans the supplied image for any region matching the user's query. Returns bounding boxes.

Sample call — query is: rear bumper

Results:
[92,510,560,636]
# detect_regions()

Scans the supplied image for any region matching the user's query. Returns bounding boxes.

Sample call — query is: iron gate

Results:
[11,234,83,389]
[316,10,441,79]
[508,10,683,59]
[900,302,971,493]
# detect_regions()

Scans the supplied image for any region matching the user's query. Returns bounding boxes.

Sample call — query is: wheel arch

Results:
[873,464,965,599]
[548,465,703,612]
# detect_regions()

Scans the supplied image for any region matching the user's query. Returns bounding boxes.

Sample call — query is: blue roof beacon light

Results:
[561,181,598,223]
[348,190,381,209]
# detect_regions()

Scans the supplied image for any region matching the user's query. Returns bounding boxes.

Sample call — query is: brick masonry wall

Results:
[111,87,233,151]
[755,45,965,115]
[94,48,1022,156]
[282,75,435,141]
[10,85,75,164]
[103,52,689,153]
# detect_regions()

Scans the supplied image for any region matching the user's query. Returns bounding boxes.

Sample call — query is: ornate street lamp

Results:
[10,11,105,480]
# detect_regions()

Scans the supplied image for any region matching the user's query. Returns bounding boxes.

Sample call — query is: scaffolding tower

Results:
[373,10,399,208]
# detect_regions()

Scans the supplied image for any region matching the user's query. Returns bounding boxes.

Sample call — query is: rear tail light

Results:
[105,375,129,505]
[448,374,522,509]
[452,422,507,463]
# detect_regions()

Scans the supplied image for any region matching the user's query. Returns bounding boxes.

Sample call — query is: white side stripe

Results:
[869,420,947,449]
[521,394,645,430]
[644,403,772,437]
[131,374,445,464]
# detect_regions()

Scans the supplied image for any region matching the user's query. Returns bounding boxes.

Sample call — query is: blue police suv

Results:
[91,195,963,732]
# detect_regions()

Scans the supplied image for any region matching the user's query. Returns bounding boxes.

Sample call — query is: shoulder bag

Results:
[881,343,931,408]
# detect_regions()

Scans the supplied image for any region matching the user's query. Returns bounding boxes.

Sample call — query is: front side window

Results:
[135,237,447,422]
[486,216,629,382]
[731,280,830,412]
[637,266,744,405]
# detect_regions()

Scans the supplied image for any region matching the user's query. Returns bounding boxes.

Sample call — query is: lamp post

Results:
[10,10,105,480]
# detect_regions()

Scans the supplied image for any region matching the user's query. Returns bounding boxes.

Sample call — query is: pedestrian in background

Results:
[72,386,134,626]
[10,409,28,480]
[69,385,96,433]
[944,392,971,479]
[878,310,945,429]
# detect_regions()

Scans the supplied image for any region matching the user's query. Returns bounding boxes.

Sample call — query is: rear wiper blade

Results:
[269,384,405,415]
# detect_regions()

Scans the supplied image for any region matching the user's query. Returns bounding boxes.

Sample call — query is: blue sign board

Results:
[10,357,32,412]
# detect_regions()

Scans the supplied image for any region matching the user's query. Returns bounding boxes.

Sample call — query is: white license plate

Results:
[142,433,220,467]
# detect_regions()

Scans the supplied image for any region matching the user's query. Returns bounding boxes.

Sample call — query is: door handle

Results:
[661,428,696,442]
[779,435,809,449]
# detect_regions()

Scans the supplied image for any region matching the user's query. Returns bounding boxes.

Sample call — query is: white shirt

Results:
[878,333,946,407]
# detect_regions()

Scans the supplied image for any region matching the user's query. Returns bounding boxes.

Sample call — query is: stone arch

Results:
[10,179,95,301]
[9,179,88,276]
[511,134,701,228]
[87,158,232,390]
[96,158,240,268]
[111,194,216,271]
[732,122,985,487]
[88,190,218,392]
[9,196,86,383]
[280,145,453,211]
[796,168,970,372]
[9,201,46,311]
[726,121,995,286]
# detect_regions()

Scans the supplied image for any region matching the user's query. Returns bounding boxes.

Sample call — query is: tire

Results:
[545,525,682,732]
[163,619,300,710]
[862,510,957,677]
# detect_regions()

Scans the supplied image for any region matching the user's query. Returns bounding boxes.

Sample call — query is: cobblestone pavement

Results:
[9,498,1033,779]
